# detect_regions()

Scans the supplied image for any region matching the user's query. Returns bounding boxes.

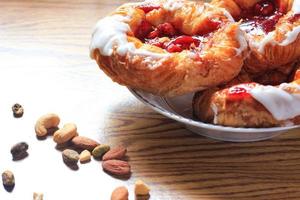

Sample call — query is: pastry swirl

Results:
[193,62,300,128]
[212,0,300,73]
[90,0,248,97]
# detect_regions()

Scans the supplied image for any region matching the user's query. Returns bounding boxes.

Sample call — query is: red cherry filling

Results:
[165,36,200,52]
[157,23,177,37]
[170,36,200,49]
[198,20,222,36]
[289,14,300,23]
[146,38,166,48]
[240,0,284,34]
[137,5,161,14]
[227,86,252,101]
[147,30,160,39]
[135,20,154,40]
[254,0,275,16]
[135,20,214,53]
[167,44,183,53]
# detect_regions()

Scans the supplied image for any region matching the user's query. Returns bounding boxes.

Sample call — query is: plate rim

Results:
[129,88,300,133]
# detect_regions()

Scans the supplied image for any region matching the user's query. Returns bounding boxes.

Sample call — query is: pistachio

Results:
[92,144,110,159]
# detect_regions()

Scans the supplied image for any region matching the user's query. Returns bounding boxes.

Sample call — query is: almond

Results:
[71,136,99,151]
[102,160,131,176]
[103,146,127,161]
[111,186,129,200]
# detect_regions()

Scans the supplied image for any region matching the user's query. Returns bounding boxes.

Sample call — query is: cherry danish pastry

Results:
[90,0,247,97]
[212,0,300,73]
[193,62,300,128]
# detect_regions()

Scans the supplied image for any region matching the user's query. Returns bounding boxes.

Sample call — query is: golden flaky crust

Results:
[248,61,297,85]
[91,0,247,97]
[212,0,300,73]
[193,63,300,128]
[193,87,281,127]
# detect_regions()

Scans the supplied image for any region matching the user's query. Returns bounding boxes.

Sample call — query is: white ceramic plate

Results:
[129,88,300,142]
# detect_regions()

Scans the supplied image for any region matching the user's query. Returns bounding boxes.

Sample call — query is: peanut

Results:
[135,180,150,196]
[111,186,129,200]
[53,123,78,144]
[35,113,60,137]
[79,150,91,163]
[33,192,43,200]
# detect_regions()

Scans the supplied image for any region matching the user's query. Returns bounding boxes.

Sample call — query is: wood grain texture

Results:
[0,0,300,199]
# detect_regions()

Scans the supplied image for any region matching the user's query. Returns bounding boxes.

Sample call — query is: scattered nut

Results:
[111,186,129,200]
[2,170,15,189]
[53,123,78,144]
[62,149,79,166]
[135,180,150,196]
[71,136,99,151]
[102,160,131,177]
[92,144,110,159]
[12,103,24,118]
[33,192,43,200]
[79,150,91,163]
[35,113,60,137]
[103,146,127,161]
[10,142,29,160]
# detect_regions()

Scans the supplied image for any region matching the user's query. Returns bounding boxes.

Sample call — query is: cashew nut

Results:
[53,123,78,144]
[35,113,60,137]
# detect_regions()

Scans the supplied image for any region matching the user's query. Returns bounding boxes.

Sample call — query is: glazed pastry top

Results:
[90,0,246,60]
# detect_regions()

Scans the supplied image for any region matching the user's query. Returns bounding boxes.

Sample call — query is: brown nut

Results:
[103,146,127,161]
[53,123,78,144]
[2,170,15,187]
[35,113,60,137]
[71,136,99,151]
[62,149,79,165]
[111,186,129,200]
[12,103,24,118]
[135,180,150,196]
[102,160,131,176]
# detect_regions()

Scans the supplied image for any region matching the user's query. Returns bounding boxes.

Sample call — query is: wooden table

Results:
[1,0,300,199]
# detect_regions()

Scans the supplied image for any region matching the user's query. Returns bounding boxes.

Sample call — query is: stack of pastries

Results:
[90,0,300,128]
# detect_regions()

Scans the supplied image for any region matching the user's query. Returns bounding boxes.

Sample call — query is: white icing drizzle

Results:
[90,15,131,57]
[211,103,218,124]
[163,0,184,11]
[255,31,275,53]
[280,26,300,45]
[204,3,235,22]
[235,28,248,56]
[221,8,235,22]
[250,83,300,121]
[252,0,300,52]
[292,0,300,14]
[90,13,169,61]
[197,5,204,14]
[89,0,246,64]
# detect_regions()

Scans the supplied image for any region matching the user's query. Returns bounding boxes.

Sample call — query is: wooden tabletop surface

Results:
[1,0,300,199]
